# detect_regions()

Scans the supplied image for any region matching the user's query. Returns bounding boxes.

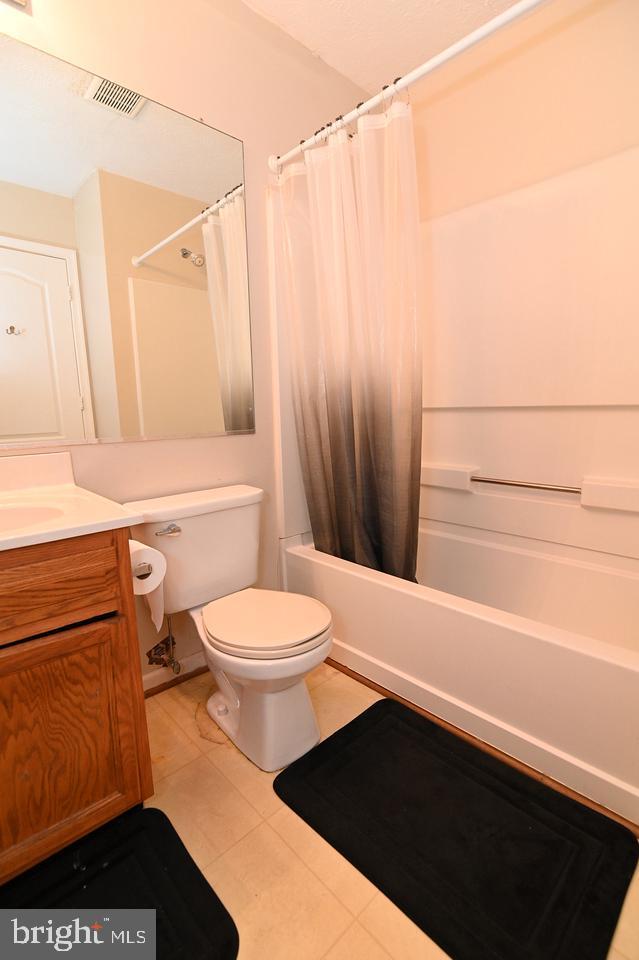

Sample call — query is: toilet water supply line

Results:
[268,0,549,174]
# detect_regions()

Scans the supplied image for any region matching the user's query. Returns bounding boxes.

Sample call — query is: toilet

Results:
[125,485,332,771]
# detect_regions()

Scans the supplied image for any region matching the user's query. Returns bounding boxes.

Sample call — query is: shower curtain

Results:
[202,192,254,432]
[269,101,422,580]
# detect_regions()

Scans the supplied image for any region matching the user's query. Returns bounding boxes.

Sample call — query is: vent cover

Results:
[84,76,147,118]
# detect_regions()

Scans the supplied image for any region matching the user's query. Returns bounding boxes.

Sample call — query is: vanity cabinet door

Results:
[0,617,147,883]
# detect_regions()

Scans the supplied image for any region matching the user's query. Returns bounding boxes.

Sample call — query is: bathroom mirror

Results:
[0,34,254,445]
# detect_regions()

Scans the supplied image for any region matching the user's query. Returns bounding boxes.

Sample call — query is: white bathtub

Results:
[285,538,639,824]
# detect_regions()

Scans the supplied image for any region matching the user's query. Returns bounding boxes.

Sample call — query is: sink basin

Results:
[0,452,144,550]
[0,505,65,532]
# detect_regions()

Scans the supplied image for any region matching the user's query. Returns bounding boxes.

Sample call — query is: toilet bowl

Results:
[190,588,332,770]
[125,485,333,772]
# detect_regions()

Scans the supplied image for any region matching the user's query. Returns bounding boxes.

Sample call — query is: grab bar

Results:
[470,476,581,495]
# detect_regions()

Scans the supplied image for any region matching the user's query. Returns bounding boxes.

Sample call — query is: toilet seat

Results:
[202,588,332,660]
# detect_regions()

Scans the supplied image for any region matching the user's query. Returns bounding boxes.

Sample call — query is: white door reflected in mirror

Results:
[0,238,94,444]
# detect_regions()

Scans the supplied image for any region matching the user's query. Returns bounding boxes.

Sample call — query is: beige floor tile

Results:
[307,662,340,690]
[145,755,261,868]
[145,695,162,719]
[359,893,451,960]
[269,806,377,917]
[204,822,352,960]
[611,866,639,960]
[310,670,383,741]
[143,805,218,871]
[153,674,225,753]
[207,740,283,819]
[153,671,211,711]
[145,696,201,781]
[324,920,392,959]
[149,669,635,960]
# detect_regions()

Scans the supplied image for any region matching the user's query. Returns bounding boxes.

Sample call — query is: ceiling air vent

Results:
[84,76,147,118]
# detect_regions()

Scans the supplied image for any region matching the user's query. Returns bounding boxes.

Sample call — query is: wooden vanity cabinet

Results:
[0,528,153,884]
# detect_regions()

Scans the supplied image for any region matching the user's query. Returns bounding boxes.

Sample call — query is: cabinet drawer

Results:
[0,531,121,644]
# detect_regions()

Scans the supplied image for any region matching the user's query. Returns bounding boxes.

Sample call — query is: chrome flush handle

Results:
[154,522,181,537]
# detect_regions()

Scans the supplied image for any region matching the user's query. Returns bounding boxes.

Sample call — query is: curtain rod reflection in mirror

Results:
[132,182,244,267]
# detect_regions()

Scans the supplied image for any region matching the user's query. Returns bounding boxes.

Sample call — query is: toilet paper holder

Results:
[133,561,153,580]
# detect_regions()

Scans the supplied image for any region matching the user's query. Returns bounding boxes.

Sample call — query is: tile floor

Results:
[144,665,639,960]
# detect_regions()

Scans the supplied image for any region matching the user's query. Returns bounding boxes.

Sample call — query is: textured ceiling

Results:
[241,0,521,93]
[0,35,243,202]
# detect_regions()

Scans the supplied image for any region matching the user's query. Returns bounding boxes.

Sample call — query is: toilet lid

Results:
[202,588,332,655]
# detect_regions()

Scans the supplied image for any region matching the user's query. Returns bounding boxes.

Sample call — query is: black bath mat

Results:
[274,699,638,960]
[0,807,238,960]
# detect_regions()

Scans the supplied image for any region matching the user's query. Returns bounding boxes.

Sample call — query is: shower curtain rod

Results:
[132,182,244,267]
[268,0,548,174]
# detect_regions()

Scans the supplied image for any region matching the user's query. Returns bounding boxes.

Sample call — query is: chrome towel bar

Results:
[470,476,582,495]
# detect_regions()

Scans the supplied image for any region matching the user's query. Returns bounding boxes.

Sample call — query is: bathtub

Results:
[284,532,639,824]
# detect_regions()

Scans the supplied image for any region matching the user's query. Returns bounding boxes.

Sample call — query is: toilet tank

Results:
[125,485,263,615]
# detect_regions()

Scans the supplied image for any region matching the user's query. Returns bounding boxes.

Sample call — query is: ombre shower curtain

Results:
[269,101,422,580]
[202,192,254,432]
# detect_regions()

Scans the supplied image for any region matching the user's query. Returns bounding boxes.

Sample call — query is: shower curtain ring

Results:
[384,77,403,110]
[352,101,366,133]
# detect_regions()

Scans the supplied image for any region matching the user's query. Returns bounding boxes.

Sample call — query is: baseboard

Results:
[142,650,206,693]
[328,639,639,831]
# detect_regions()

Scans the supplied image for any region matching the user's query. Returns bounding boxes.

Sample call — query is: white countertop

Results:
[0,483,143,551]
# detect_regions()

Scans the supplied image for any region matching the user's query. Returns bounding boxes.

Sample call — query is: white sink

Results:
[0,453,143,550]
[0,504,65,532]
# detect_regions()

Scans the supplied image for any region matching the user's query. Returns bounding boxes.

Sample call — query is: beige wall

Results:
[412,0,639,563]
[97,170,218,437]
[74,172,121,438]
[0,0,364,675]
[128,277,225,437]
[412,0,639,220]
[0,179,76,247]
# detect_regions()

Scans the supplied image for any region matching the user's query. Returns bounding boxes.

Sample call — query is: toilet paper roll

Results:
[129,540,167,631]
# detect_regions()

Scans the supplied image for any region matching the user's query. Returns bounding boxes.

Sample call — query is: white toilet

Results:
[126,485,332,771]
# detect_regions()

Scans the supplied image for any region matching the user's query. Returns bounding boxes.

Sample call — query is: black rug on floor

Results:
[274,699,638,960]
[0,807,238,960]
